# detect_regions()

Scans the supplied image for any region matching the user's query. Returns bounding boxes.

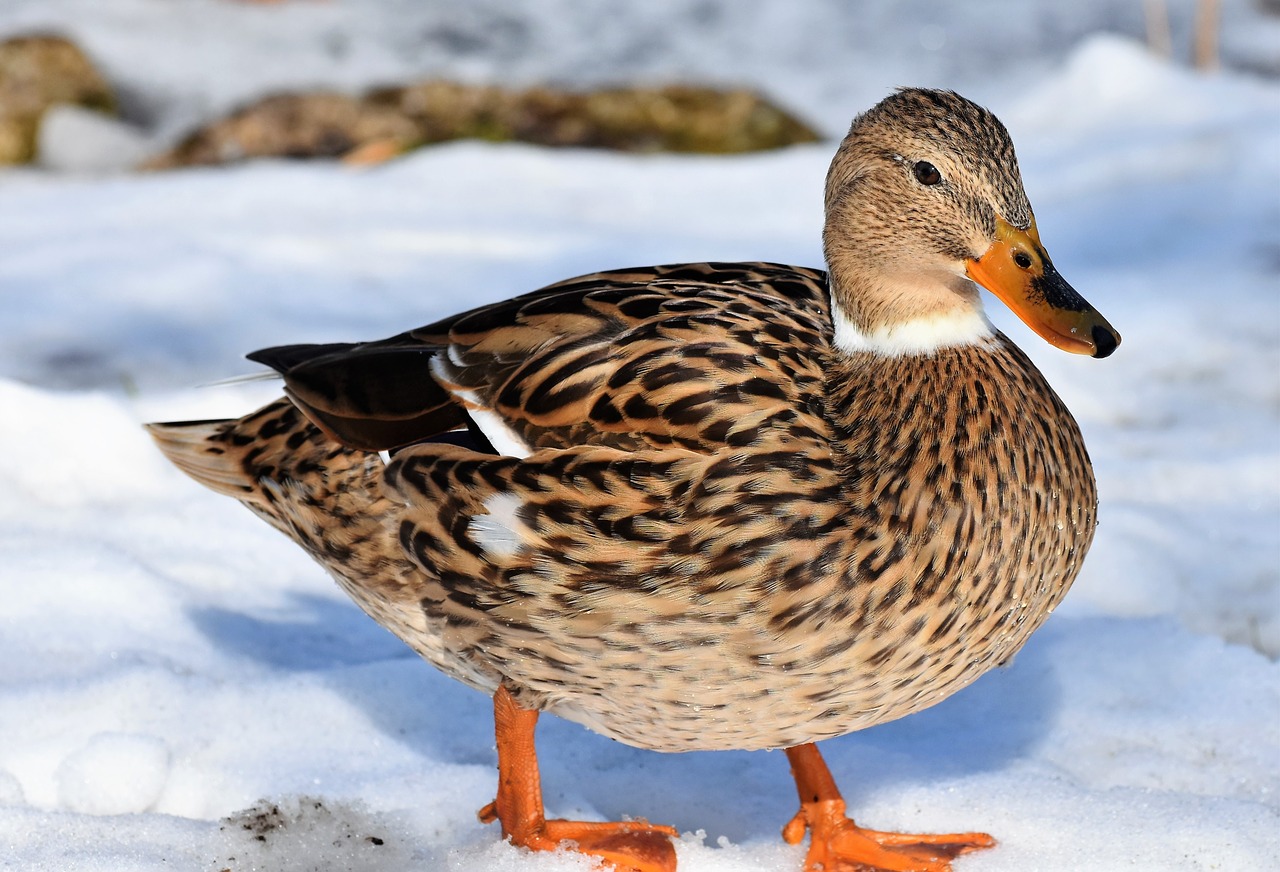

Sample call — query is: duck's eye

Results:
[912,160,942,186]
[1014,251,1033,269]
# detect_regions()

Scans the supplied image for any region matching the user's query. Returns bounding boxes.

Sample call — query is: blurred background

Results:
[0,0,1277,173]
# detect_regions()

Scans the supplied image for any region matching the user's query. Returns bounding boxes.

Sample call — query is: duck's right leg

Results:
[477,684,679,872]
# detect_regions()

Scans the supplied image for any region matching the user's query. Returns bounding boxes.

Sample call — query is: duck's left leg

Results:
[781,743,994,872]
[477,684,679,872]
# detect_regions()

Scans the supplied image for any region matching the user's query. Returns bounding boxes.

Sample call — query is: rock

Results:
[365,79,505,145]
[372,81,822,154]
[0,34,116,164]
[148,81,821,168]
[143,91,420,170]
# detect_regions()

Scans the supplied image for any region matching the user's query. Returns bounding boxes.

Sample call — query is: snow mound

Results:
[1012,34,1280,134]
[56,733,171,816]
[37,104,152,173]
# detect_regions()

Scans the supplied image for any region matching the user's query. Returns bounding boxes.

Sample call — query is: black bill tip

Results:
[1090,324,1119,359]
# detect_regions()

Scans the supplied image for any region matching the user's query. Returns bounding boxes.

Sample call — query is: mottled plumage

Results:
[150,89,1118,872]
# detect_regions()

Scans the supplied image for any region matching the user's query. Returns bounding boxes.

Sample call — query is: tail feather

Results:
[145,419,262,502]
[147,401,407,602]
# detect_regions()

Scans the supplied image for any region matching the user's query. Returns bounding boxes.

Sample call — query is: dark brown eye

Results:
[913,160,942,186]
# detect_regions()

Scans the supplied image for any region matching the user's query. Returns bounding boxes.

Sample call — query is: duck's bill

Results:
[965,217,1120,359]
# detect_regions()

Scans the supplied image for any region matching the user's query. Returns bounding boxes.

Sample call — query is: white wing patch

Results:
[467,408,533,459]
[469,492,527,558]
[429,353,533,459]
[831,300,996,357]
[446,344,469,367]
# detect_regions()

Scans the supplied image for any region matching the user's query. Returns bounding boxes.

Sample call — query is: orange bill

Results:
[965,216,1120,358]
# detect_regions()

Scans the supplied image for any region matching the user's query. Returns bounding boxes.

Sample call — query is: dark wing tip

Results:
[247,343,361,374]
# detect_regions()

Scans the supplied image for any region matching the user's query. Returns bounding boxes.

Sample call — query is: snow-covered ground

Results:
[1,3,1278,871]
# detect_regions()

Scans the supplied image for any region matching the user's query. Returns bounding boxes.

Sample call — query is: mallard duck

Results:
[149,88,1118,872]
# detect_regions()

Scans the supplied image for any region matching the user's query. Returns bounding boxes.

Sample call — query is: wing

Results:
[242,262,851,736]
[250,262,836,456]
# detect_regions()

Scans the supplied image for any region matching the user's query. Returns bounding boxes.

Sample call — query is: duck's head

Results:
[823,88,1119,359]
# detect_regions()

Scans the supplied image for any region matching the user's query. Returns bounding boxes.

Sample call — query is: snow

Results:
[1,3,1278,871]
[55,733,171,817]
[36,105,152,174]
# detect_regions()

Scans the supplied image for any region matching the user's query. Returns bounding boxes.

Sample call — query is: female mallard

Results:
[150,88,1118,872]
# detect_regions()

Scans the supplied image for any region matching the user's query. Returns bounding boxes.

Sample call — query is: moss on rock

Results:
[0,34,115,164]
[149,81,820,168]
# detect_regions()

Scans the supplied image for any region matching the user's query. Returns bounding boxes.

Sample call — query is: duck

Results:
[148,87,1119,872]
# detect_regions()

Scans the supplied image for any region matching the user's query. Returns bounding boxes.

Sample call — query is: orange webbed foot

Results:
[782,796,994,872]
[541,820,678,872]
[479,800,678,871]
[782,744,994,872]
